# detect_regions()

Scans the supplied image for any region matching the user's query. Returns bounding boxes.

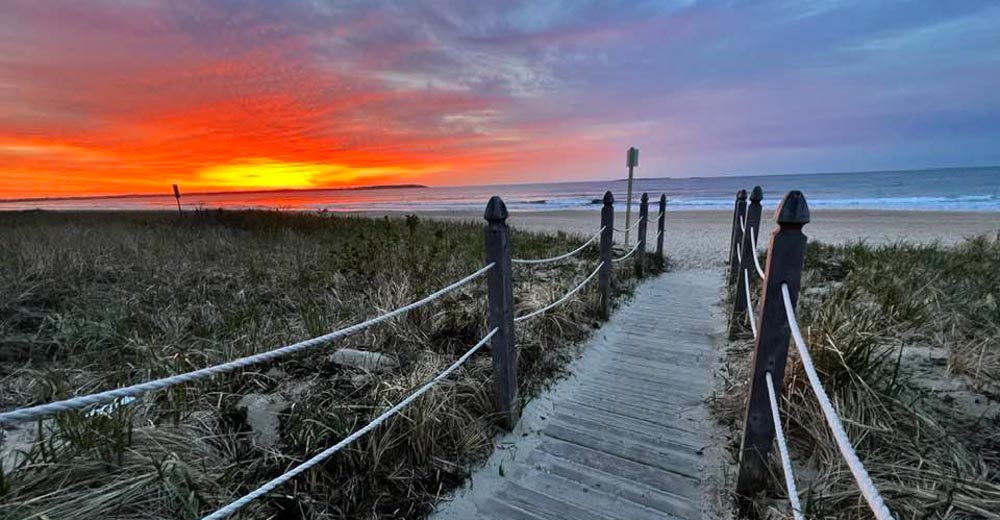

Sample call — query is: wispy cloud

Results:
[1,0,998,197]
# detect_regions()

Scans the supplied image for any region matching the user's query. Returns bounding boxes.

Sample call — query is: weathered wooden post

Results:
[635,193,649,277]
[172,184,182,215]
[484,196,518,430]
[727,190,742,266]
[656,194,666,267]
[728,189,748,285]
[735,191,810,510]
[598,191,615,320]
[729,186,764,338]
[746,186,763,249]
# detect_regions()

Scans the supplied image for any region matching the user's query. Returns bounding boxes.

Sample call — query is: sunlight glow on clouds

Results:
[1,0,998,198]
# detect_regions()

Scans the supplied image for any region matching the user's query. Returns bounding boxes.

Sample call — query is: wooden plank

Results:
[432,271,721,520]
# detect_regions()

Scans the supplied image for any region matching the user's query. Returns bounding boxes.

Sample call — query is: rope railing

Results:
[749,225,765,279]
[732,188,894,520]
[202,327,499,520]
[515,261,604,323]
[614,215,644,233]
[612,241,641,263]
[765,371,804,520]
[781,284,895,520]
[3,187,670,518]
[743,269,757,339]
[0,263,496,425]
[512,227,604,265]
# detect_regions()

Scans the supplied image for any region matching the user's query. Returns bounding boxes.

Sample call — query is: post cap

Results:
[660,193,666,203]
[776,191,810,225]
[640,192,648,202]
[750,186,763,202]
[737,189,747,200]
[484,196,509,221]
[602,191,614,205]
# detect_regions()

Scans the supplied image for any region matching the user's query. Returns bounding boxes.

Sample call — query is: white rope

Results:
[655,210,665,220]
[515,262,604,323]
[612,242,641,263]
[512,227,604,265]
[201,327,498,520]
[614,216,643,233]
[744,269,757,339]
[781,284,896,520]
[749,226,765,279]
[0,263,496,425]
[739,214,746,233]
[765,371,805,520]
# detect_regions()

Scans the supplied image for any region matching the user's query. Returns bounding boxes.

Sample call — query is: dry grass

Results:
[714,235,1000,519]
[0,210,658,520]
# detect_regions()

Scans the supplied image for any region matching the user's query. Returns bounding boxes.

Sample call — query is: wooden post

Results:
[745,186,764,249]
[624,146,639,246]
[729,186,764,339]
[735,191,810,509]
[172,184,182,215]
[727,190,742,267]
[656,194,666,267]
[636,193,649,277]
[484,196,518,430]
[728,190,748,285]
[599,191,615,320]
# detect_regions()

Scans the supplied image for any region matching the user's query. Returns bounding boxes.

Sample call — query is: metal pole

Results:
[624,147,638,246]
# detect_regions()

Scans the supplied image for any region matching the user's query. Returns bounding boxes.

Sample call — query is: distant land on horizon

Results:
[0,183,429,204]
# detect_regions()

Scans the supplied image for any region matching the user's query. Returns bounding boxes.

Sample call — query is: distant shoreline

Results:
[0,184,428,204]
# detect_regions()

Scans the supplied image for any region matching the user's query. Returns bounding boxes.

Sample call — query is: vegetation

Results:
[0,210,655,520]
[716,235,1000,519]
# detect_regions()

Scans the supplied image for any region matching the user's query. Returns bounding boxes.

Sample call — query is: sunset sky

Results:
[3,1,999,198]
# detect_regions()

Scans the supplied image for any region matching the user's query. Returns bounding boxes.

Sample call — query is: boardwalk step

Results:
[431,271,722,520]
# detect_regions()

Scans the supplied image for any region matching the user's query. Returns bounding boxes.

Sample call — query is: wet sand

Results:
[362,209,1000,269]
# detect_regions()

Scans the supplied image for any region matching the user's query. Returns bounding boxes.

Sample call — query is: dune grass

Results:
[0,209,657,520]
[715,235,1000,519]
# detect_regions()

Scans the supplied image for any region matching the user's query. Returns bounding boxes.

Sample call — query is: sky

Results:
[2,0,999,198]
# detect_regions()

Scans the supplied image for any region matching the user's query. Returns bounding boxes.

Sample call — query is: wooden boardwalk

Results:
[433,269,724,520]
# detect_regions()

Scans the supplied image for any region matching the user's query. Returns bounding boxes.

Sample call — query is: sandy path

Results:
[361,209,1000,270]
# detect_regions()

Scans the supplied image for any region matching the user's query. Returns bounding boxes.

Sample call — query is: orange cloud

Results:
[0,1,627,199]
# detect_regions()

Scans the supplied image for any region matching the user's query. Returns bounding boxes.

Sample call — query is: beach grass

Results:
[715,235,1000,519]
[0,209,657,519]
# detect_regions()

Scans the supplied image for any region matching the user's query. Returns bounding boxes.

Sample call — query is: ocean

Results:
[3,167,998,213]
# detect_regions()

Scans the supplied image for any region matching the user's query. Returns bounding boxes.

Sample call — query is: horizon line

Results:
[2,164,995,204]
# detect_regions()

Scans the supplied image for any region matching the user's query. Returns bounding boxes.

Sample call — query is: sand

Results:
[365,209,1000,270]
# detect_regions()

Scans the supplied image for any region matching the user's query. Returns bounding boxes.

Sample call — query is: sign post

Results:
[172,184,182,215]
[624,147,639,246]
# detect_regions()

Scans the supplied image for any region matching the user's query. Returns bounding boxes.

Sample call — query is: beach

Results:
[370,209,1000,269]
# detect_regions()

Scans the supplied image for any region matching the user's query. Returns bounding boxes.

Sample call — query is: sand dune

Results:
[368,209,1000,270]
